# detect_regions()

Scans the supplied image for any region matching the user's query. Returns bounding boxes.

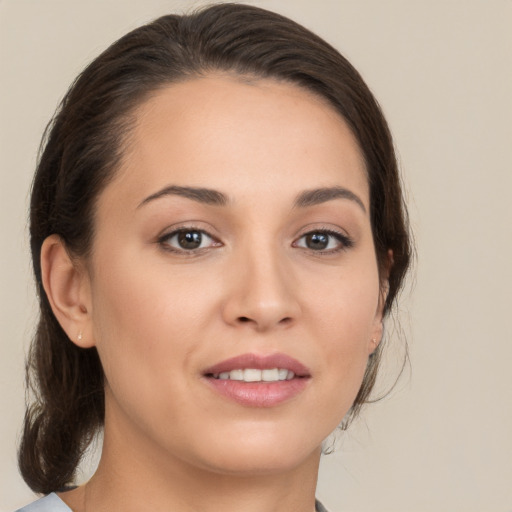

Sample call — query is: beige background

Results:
[1,0,511,511]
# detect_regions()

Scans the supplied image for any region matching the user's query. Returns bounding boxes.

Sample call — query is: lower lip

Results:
[205,377,309,407]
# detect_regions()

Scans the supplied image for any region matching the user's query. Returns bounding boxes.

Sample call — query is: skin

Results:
[42,75,386,512]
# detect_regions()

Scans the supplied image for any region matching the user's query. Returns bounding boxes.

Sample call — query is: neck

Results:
[61,407,321,512]
[88,455,320,512]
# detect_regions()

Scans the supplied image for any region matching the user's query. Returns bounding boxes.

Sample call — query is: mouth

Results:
[202,353,310,407]
[208,368,296,382]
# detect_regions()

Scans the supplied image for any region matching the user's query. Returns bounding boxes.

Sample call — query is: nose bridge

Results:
[222,233,300,330]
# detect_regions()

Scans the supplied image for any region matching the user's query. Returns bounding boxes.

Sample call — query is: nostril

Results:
[237,316,293,325]
[233,313,295,329]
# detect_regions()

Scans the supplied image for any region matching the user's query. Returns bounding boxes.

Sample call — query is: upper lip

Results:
[204,353,310,377]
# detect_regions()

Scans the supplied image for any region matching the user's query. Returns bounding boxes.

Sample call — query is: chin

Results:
[187,426,324,476]
[203,449,321,477]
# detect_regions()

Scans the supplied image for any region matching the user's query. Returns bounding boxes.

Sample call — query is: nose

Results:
[221,246,301,332]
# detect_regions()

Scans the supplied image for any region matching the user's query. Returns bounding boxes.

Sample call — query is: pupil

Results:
[306,233,328,250]
[178,231,202,249]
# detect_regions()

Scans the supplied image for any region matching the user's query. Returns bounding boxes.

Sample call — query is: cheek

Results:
[89,257,174,385]
[308,258,380,344]
[88,251,220,391]
[88,267,202,440]
[304,259,380,409]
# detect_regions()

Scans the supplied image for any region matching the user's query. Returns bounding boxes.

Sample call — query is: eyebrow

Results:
[294,186,366,212]
[138,185,228,208]
[138,184,365,212]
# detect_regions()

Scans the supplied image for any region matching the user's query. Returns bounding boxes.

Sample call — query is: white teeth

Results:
[244,369,262,382]
[278,368,288,380]
[229,369,244,381]
[262,368,279,381]
[213,368,295,382]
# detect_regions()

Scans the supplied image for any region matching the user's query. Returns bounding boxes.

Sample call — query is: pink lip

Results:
[204,353,310,377]
[203,353,311,408]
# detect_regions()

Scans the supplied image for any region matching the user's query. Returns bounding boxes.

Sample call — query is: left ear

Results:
[369,249,393,355]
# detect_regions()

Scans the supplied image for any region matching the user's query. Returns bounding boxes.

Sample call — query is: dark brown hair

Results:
[20,3,411,494]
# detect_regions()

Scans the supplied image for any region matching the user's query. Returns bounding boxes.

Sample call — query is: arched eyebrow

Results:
[138,185,228,208]
[138,184,365,212]
[293,186,366,213]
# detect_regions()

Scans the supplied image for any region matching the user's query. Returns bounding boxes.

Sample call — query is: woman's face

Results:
[83,75,385,475]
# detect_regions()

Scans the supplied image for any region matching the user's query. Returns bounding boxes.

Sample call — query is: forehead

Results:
[104,75,369,211]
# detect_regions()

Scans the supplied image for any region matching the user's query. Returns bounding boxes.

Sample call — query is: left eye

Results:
[294,230,351,252]
[160,229,217,251]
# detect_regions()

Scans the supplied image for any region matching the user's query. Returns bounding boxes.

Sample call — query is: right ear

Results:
[40,234,94,348]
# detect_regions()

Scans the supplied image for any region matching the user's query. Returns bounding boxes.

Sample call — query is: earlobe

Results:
[369,322,383,355]
[369,287,387,355]
[378,248,393,316]
[369,313,384,355]
[370,250,393,355]
[369,337,380,356]
[40,234,94,348]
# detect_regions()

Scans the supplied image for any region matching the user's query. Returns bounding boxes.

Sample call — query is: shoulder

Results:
[17,494,326,512]
[15,493,72,512]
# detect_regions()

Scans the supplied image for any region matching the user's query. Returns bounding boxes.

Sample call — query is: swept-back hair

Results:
[20,3,411,494]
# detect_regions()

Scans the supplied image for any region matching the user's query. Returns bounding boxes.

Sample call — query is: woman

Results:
[17,4,411,511]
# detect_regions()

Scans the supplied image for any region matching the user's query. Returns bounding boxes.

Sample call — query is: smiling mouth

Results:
[208,368,297,382]
[202,353,310,406]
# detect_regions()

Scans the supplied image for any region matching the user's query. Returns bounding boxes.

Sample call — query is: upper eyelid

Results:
[157,222,219,239]
[158,227,219,245]
[161,228,214,239]
[297,230,350,241]
[294,225,351,240]
[294,219,350,233]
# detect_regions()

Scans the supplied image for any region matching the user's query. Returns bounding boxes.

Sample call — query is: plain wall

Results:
[1,1,511,511]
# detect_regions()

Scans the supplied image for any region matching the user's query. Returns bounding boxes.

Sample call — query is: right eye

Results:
[159,229,220,252]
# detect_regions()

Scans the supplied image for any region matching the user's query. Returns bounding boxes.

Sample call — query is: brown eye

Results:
[294,230,353,253]
[159,229,218,252]
[304,233,329,250]
[177,230,203,249]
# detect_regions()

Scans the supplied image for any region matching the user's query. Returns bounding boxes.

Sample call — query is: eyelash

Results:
[293,228,354,254]
[158,226,220,254]
[157,227,353,255]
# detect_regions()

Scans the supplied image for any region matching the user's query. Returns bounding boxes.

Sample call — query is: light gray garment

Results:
[15,493,71,512]
[16,493,328,511]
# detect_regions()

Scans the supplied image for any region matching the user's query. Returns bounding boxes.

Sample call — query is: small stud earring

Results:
[77,332,83,343]
[369,338,378,359]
